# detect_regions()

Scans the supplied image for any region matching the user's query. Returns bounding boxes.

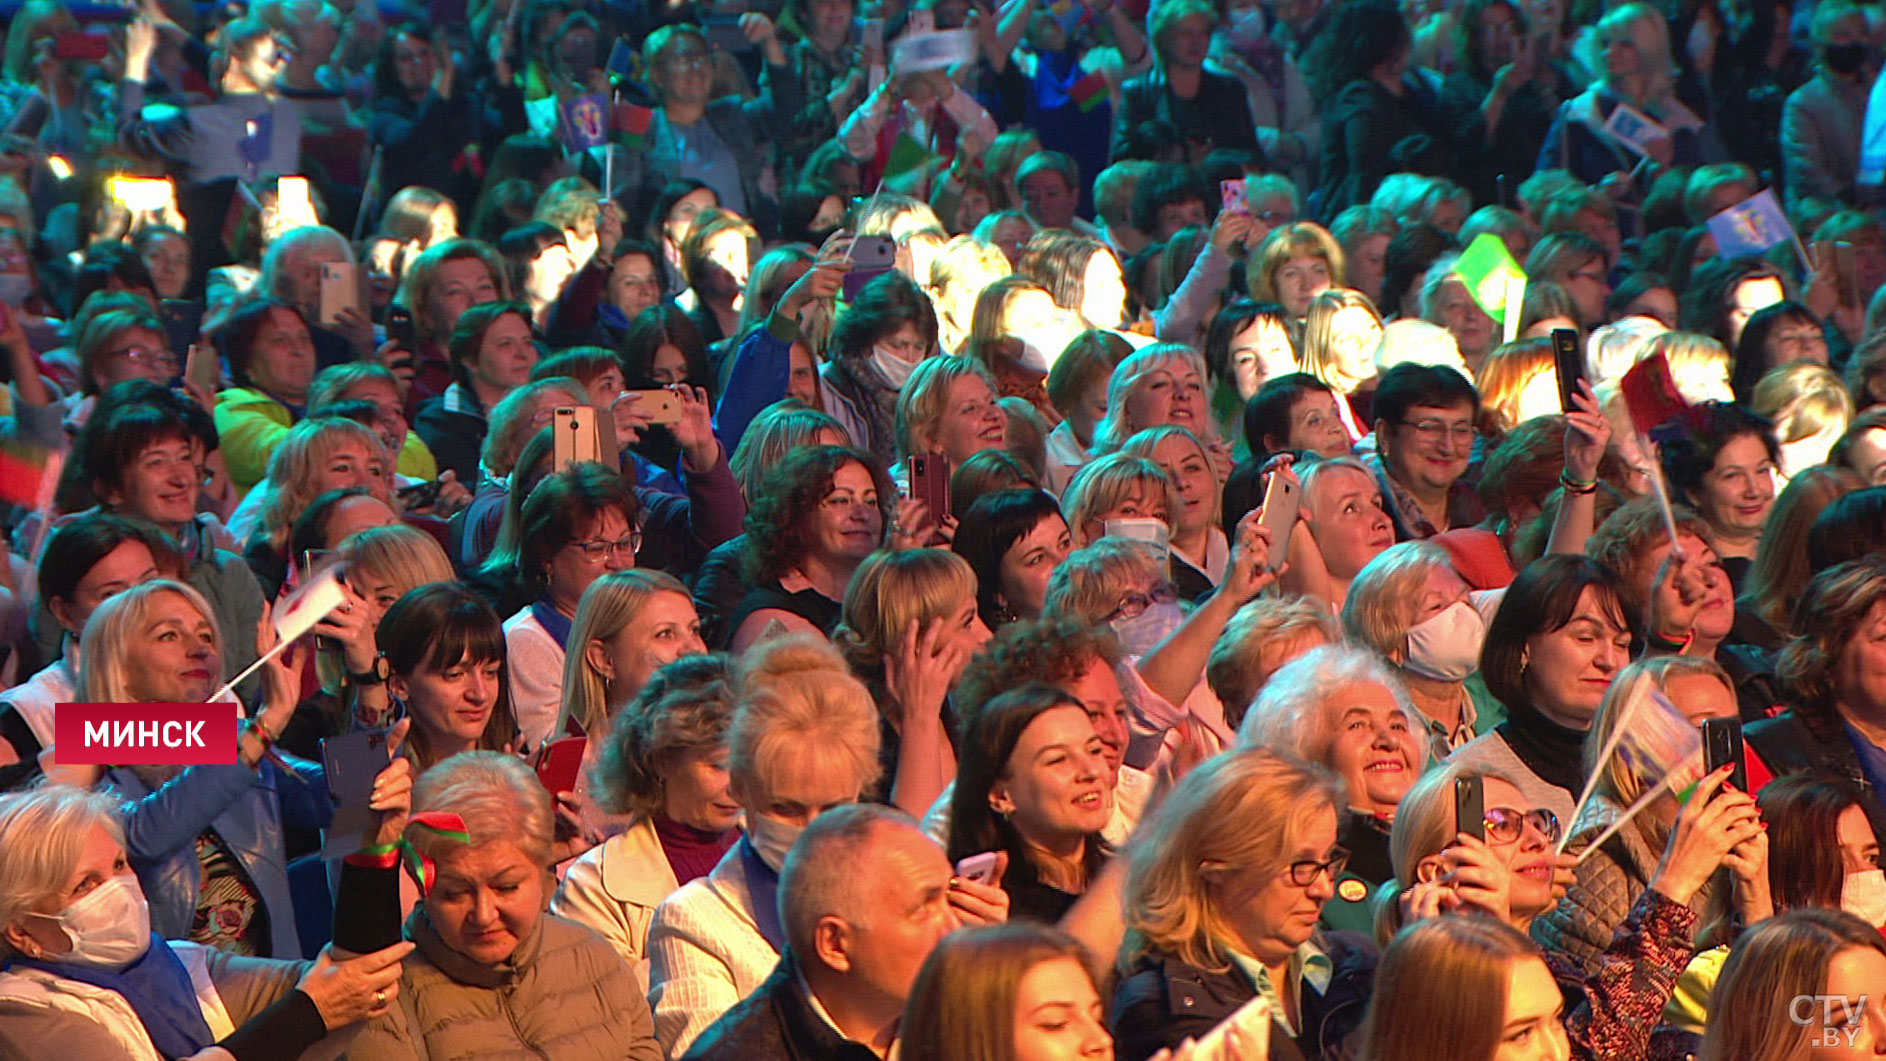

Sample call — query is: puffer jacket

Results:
[1531,795,1723,979]
[347,906,661,1061]
[106,756,331,961]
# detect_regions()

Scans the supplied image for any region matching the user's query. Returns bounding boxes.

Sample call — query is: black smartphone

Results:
[386,306,415,351]
[701,14,755,52]
[320,729,391,860]
[1552,327,1583,413]
[1701,717,1747,793]
[397,478,444,510]
[1455,775,1486,842]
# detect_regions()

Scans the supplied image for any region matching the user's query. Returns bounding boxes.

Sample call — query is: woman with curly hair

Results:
[724,444,895,652]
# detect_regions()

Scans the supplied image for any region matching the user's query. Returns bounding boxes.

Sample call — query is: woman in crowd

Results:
[1299,288,1386,435]
[496,462,643,749]
[1359,916,1570,1061]
[212,298,321,493]
[951,488,1073,630]
[497,222,577,331]
[1733,301,1832,403]
[842,549,993,810]
[391,239,512,408]
[413,301,539,487]
[645,637,883,1057]
[367,20,526,217]
[550,569,708,754]
[1540,2,1719,185]
[1698,910,1886,1061]
[949,683,1114,924]
[895,355,1009,474]
[1659,401,1781,584]
[1060,454,1180,557]
[1203,300,1298,458]
[553,654,737,981]
[1043,331,1132,492]
[1120,426,1228,594]
[725,444,893,653]
[1312,0,1441,217]
[1248,224,1345,329]
[1113,748,1378,1061]
[819,271,942,465]
[902,922,1131,1061]
[1751,362,1852,483]
[0,785,415,1058]
[306,362,443,487]
[1018,232,1130,333]
[244,417,395,598]
[1089,345,1219,461]
[378,582,522,771]
[1281,455,1397,610]
[1449,555,1631,824]
[958,276,1064,423]
[347,751,661,1059]
[1238,644,1427,933]
[1343,541,1502,760]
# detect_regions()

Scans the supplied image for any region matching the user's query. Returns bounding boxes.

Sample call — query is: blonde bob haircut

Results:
[1091,343,1216,456]
[1248,222,1346,306]
[729,401,847,501]
[1207,596,1341,730]
[1119,425,1222,529]
[1582,656,1734,853]
[1341,540,1457,663]
[1299,288,1384,392]
[730,636,882,806]
[0,786,127,960]
[834,549,979,684]
[1596,2,1675,106]
[894,354,1001,460]
[1388,759,1525,899]
[338,523,455,592]
[927,236,1012,308]
[557,568,694,739]
[1120,748,1344,972]
[1752,360,1855,447]
[1643,331,1731,403]
[408,750,556,868]
[1236,642,1417,765]
[1043,537,1166,626]
[1060,452,1181,548]
[80,580,221,704]
[395,238,513,348]
[1585,315,1664,386]
[259,417,391,543]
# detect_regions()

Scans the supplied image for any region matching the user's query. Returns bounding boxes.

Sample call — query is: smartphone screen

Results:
[1701,718,1746,793]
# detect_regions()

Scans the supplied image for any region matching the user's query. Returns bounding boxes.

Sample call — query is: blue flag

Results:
[558,93,611,152]
[1705,188,1794,260]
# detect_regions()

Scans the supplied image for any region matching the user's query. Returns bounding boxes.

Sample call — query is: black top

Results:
[0,705,43,792]
[723,582,843,648]
[1496,703,1589,804]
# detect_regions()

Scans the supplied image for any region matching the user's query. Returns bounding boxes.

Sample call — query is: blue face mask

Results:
[1112,600,1185,656]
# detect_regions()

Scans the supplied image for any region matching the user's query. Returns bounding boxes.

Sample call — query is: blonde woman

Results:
[893,355,1008,470]
[1476,337,1561,435]
[927,236,1013,355]
[1642,330,1733,405]
[961,275,1066,424]
[553,654,740,989]
[1112,748,1376,1061]
[1120,426,1227,593]
[1248,221,1346,323]
[1533,657,1770,978]
[244,417,395,591]
[833,549,992,816]
[1546,2,1717,185]
[1088,344,1224,465]
[1060,452,1180,548]
[645,637,883,1057]
[1751,360,1855,481]
[1299,288,1385,440]
[1205,596,1340,731]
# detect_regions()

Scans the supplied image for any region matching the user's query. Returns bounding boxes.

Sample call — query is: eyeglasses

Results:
[112,345,180,371]
[1283,846,1351,887]
[138,451,212,485]
[1106,583,1178,622]
[666,51,709,71]
[1483,807,1561,845]
[1400,419,1476,445]
[572,532,641,560]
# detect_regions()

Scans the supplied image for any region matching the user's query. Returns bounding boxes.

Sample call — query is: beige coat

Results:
[550,816,680,993]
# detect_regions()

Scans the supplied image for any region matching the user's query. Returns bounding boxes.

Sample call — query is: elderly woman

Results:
[1205,596,1341,732]
[552,655,737,983]
[213,298,322,493]
[241,417,395,598]
[378,583,523,772]
[1752,555,1886,839]
[895,355,1009,474]
[1111,748,1379,1061]
[490,462,643,749]
[347,752,661,1059]
[1534,657,1769,978]
[1343,541,1504,760]
[390,239,512,408]
[1236,644,1427,933]
[725,444,894,653]
[1121,426,1227,595]
[412,301,539,487]
[834,549,992,817]
[645,637,883,1057]
[261,225,375,362]
[0,786,414,1060]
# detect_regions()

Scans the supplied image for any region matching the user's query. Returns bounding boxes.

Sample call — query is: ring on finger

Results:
[375,989,388,1007]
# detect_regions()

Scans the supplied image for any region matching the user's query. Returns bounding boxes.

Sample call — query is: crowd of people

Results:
[1,0,1886,1054]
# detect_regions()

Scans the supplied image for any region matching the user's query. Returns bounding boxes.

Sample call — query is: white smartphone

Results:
[318,262,362,325]
[1256,472,1299,570]
[954,851,1000,885]
[1190,991,1273,1060]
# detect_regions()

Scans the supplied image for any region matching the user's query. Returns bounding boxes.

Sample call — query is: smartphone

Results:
[1455,775,1486,842]
[163,299,207,368]
[276,174,316,229]
[1256,471,1298,570]
[843,235,897,302]
[318,262,363,326]
[107,175,174,213]
[701,14,756,52]
[386,306,415,350]
[908,452,951,521]
[536,737,587,796]
[954,851,1000,885]
[396,478,444,509]
[621,388,684,425]
[1220,179,1249,216]
[554,405,603,468]
[1837,241,1859,308]
[1189,991,1273,1060]
[320,729,392,859]
[1551,327,1584,413]
[52,32,109,61]
[1701,717,1747,793]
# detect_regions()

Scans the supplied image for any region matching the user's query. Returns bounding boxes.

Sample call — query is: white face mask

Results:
[744,812,803,874]
[1842,868,1886,927]
[871,345,920,390]
[1403,600,1487,682]
[0,273,31,307]
[28,873,152,969]
[1113,600,1185,657]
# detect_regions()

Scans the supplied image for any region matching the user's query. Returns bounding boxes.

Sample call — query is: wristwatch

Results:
[346,653,391,687]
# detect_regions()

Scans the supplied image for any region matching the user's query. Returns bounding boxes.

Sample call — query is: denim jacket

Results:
[105,755,331,960]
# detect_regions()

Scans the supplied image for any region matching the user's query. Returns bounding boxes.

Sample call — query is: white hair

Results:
[1236,642,1417,764]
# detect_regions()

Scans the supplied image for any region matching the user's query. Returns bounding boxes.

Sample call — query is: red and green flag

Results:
[1070,70,1109,113]
[612,102,654,151]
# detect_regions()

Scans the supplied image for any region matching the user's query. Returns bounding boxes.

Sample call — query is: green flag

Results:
[1453,232,1528,326]
[883,133,930,180]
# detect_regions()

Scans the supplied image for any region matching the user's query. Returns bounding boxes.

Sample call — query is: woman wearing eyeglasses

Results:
[1113,748,1379,1061]
[498,462,644,751]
